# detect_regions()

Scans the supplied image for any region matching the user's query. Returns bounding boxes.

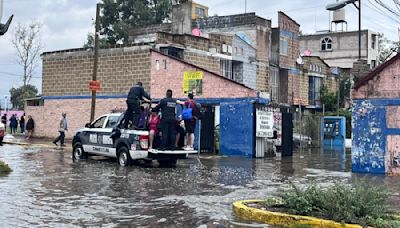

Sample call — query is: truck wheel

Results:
[118,146,132,167]
[72,142,87,160]
[158,159,177,167]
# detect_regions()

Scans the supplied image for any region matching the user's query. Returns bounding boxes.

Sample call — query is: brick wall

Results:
[354,57,400,99]
[42,46,152,96]
[25,98,126,139]
[256,63,269,92]
[193,13,272,92]
[150,51,256,99]
[278,12,300,69]
[183,52,220,75]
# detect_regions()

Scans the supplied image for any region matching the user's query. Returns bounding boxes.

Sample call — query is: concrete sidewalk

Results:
[2,134,72,148]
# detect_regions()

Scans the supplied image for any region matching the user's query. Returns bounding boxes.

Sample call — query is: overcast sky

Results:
[0,0,399,106]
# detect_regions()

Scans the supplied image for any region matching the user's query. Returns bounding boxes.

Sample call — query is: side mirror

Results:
[85,123,91,128]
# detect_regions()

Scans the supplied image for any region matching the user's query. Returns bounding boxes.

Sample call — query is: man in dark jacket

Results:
[124,82,151,129]
[156,89,183,150]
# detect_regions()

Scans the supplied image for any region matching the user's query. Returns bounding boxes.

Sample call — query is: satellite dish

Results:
[303,50,312,56]
[296,55,303,65]
[192,28,202,36]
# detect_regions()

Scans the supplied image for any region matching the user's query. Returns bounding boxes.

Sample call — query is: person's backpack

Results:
[182,102,193,120]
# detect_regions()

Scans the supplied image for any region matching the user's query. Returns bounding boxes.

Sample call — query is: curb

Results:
[232,200,362,228]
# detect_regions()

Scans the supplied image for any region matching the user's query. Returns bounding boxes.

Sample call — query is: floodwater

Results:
[0,144,399,227]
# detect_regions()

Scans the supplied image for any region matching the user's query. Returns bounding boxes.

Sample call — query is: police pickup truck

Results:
[72,113,197,166]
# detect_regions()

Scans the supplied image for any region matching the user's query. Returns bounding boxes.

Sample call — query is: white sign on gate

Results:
[256,110,274,138]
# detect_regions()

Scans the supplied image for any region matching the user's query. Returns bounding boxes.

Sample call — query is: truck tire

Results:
[72,142,87,160]
[117,146,132,167]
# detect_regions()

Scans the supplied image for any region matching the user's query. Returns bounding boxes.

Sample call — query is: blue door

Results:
[219,102,254,157]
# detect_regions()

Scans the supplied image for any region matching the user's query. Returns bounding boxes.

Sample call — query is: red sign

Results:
[89,80,101,91]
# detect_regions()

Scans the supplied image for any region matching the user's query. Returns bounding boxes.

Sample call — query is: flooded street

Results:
[0,144,399,227]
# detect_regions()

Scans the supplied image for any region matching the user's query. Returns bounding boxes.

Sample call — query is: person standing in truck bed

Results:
[124,82,151,129]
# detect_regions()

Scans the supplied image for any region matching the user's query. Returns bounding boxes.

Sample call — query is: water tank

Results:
[332,8,346,23]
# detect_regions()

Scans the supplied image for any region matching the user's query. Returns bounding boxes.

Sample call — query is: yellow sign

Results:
[183,71,203,96]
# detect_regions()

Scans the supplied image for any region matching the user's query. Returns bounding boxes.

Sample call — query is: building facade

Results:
[27,46,265,157]
[299,30,379,69]
[128,5,272,93]
[352,54,400,175]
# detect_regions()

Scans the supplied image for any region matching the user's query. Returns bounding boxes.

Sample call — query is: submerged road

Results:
[0,144,399,227]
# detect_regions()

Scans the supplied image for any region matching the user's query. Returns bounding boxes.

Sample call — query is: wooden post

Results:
[90,3,101,122]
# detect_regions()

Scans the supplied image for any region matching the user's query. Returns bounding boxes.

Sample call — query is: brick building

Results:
[128,4,272,93]
[26,46,265,157]
[270,12,300,106]
[352,54,400,175]
[296,56,338,108]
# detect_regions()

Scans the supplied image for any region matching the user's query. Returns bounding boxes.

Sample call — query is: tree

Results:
[320,85,337,112]
[378,33,400,64]
[83,32,108,48]
[98,0,173,45]
[11,21,42,86]
[9,85,38,109]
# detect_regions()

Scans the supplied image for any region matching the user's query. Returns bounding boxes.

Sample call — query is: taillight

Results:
[139,135,149,150]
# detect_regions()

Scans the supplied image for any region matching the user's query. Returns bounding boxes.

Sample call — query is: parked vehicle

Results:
[0,122,4,146]
[72,113,197,166]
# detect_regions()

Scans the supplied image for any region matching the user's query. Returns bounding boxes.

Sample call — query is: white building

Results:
[299,30,379,69]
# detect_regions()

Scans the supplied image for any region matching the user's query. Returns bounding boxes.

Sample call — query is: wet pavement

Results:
[0,144,399,227]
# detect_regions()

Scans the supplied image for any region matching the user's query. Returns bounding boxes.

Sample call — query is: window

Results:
[92,116,107,128]
[270,68,280,102]
[371,60,376,68]
[220,59,233,79]
[195,7,206,18]
[321,37,332,51]
[309,76,322,106]
[105,116,119,128]
[159,47,183,60]
[280,39,288,56]
[163,60,167,70]
[371,34,377,49]
[155,60,160,71]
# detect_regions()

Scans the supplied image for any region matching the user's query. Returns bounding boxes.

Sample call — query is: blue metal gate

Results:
[219,102,254,157]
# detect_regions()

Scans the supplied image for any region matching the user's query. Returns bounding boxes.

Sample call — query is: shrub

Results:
[280,183,397,227]
[0,160,12,175]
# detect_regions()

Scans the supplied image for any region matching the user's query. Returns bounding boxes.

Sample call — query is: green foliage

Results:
[326,108,351,138]
[0,160,12,175]
[281,183,398,227]
[378,33,400,64]
[83,32,109,48]
[9,84,38,109]
[99,0,173,44]
[320,86,337,113]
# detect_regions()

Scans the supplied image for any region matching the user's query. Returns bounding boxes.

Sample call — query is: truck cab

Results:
[72,113,197,166]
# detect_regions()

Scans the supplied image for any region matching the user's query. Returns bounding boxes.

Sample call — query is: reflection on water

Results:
[0,144,399,227]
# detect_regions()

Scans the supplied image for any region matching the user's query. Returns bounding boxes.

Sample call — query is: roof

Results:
[299,29,373,38]
[151,49,256,91]
[41,43,153,56]
[278,11,300,27]
[302,55,331,68]
[354,53,400,90]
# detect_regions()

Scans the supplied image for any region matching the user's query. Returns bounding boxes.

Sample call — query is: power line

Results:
[0,71,42,79]
[367,0,400,24]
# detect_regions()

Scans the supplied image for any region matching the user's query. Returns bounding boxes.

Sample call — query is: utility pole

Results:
[90,3,101,122]
[245,0,247,13]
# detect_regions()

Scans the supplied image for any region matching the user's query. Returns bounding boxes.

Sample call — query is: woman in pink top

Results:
[148,108,160,149]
